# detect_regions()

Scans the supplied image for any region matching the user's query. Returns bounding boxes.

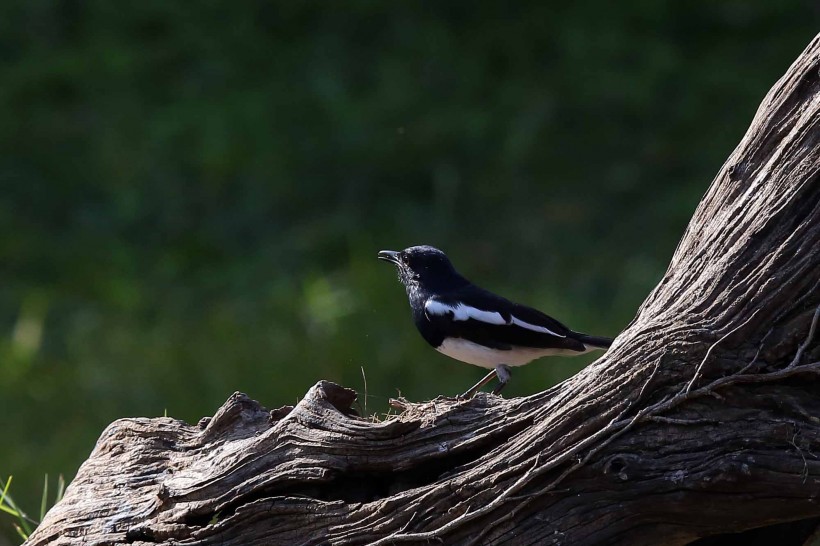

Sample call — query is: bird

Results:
[378,245,613,398]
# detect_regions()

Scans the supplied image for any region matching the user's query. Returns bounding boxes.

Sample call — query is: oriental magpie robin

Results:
[378,245,613,398]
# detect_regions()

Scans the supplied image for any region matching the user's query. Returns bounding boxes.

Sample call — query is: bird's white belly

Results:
[435,338,586,369]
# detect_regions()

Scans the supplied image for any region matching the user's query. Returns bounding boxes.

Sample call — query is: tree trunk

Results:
[26,35,820,546]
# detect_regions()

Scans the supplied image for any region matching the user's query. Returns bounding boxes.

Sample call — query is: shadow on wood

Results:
[26,34,820,546]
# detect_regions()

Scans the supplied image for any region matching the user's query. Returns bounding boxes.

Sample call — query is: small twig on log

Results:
[787,305,820,368]
[646,416,720,426]
[636,357,663,403]
[686,310,760,394]
[736,327,774,375]
[791,430,810,484]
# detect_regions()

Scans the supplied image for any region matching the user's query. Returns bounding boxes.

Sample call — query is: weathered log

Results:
[27,34,820,546]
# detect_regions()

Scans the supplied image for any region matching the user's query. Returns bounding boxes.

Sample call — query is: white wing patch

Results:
[425,299,565,337]
[425,300,506,325]
[510,316,565,337]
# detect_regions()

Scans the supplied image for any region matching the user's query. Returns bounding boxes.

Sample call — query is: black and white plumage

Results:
[378,245,613,397]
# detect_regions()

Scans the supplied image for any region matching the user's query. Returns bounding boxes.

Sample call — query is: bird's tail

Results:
[574,333,613,350]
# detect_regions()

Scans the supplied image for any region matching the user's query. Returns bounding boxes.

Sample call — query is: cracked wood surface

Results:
[26,34,820,546]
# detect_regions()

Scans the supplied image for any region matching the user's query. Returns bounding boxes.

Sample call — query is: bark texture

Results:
[26,35,820,546]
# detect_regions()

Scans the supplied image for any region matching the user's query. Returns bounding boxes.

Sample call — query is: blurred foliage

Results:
[0,1,817,539]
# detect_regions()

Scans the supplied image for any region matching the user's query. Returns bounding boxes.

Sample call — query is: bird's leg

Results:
[459,369,497,399]
[458,365,513,399]
[491,365,512,395]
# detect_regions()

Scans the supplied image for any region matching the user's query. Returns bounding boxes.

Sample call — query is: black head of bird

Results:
[377,245,466,291]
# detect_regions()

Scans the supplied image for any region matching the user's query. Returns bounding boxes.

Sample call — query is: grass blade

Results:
[0,488,33,536]
[0,504,20,516]
[40,473,48,521]
[0,476,21,517]
[0,476,12,508]
[55,474,65,504]
[0,476,34,538]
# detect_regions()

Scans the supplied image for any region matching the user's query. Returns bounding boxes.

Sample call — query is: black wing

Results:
[423,286,587,352]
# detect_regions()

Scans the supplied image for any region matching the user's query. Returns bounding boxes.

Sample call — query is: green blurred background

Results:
[0,1,817,540]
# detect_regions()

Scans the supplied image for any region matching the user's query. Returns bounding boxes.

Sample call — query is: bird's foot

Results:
[491,365,511,395]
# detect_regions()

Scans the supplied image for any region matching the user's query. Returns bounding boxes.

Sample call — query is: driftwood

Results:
[27,35,820,546]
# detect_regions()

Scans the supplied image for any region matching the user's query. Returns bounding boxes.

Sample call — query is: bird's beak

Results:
[377,250,400,265]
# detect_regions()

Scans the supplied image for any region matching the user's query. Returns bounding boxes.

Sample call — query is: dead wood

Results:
[26,34,820,546]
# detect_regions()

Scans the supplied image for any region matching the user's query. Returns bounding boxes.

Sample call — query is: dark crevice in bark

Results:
[688,516,820,546]
[124,527,157,543]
